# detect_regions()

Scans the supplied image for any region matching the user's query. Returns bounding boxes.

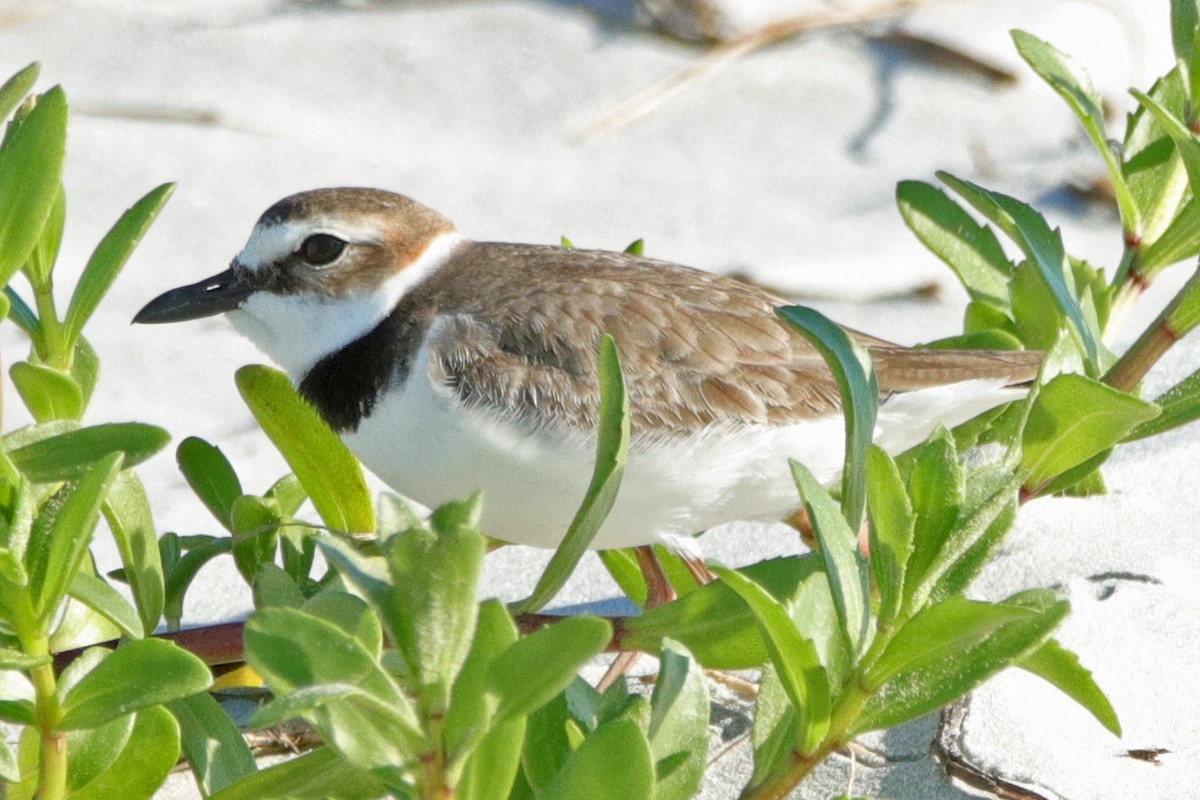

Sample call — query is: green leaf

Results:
[0,647,49,670]
[27,452,123,618]
[102,470,164,636]
[865,447,913,629]
[0,63,38,122]
[313,536,392,616]
[712,565,829,754]
[458,716,525,800]
[63,183,175,345]
[1140,194,1200,272]
[488,616,612,723]
[748,665,797,786]
[1127,365,1200,439]
[1011,31,1139,235]
[9,362,83,422]
[446,599,519,758]
[2,418,75,451]
[253,562,306,609]
[67,571,143,638]
[1173,0,1200,66]
[963,298,1016,337]
[67,706,181,800]
[58,640,211,729]
[598,548,648,607]
[854,589,1068,734]
[623,238,645,256]
[1021,374,1159,491]
[1070,257,1111,336]
[54,643,108,700]
[1010,261,1069,352]
[789,460,870,656]
[865,597,1037,688]
[620,556,818,669]
[8,423,168,483]
[916,467,1019,608]
[538,718,654,800]
[26,186,63,300]
[302,590,382,659]
[229,494,280,585]
[512,335,628,613]
[49,591,121,653]
[926,465,1019,602]
[1128,85,1200,274]
[0,472,35,572]
[243,607,423,767]
[72,335,100,407]
[163,535,230,630]
[522,691,575,792]
[776,305,877,531]
[1020,637,1120,736]
[1130,88,1200,196]
[0,698,35,725]
[169,692,257,797]
[923,329,1025,351]
[236,365,374,534]
[896,181,1012,306]
[383,522,486,707]
[64,714,135,793]
[0,85,67,288]
[1124,69,1190,250]
[209,746,387,800]
[901,430,962,602]
[267,472,307,516]
[4,286,39,338]
[939,172,1101,366]
[175,437,242,531]
[647,641,709,800]
[250,683,365,729]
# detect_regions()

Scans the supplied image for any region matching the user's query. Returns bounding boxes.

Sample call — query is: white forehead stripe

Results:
[237,217,390,270]
[227,231,466,379]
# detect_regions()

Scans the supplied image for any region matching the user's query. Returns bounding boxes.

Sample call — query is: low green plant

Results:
[0,66,210,799]
[5,3,1200,799]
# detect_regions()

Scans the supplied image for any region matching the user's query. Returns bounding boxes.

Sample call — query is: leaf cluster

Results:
[0,66,209,800]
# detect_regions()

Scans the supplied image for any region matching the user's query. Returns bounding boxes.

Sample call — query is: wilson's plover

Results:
[135,188,1039,555]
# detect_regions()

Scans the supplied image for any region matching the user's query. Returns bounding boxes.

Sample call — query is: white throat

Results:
[227,231,465,379]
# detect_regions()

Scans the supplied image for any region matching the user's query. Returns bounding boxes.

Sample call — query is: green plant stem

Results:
[741,650,885,799]
[32,663,68,800]
[739,742,836,800]
[31,278,67,368]
[22,625,66,800]
[1105,244,1143,343]
[418,712,452,800]
[738,685,875,800]
[1104,266,1200,391]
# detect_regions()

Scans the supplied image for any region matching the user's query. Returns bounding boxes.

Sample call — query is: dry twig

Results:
[577,0,955,142]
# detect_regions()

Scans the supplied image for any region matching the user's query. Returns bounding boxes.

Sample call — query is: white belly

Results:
[341,346,1021,550]
[341,349,843,550]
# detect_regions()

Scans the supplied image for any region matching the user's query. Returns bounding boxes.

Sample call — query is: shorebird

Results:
[135,188,1039,591]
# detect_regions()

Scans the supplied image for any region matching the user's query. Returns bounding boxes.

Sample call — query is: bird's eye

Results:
[300,233,346,265]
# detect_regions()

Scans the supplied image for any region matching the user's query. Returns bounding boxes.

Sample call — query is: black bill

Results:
[133,267,252,324]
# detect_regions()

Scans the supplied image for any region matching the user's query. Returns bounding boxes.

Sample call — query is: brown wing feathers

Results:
[419,243,1040,438]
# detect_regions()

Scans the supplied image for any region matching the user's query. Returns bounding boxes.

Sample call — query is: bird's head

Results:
[134,187,461,377]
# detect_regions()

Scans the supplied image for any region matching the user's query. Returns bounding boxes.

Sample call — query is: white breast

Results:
[339,338,1021,551]
[344,342,807,549]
